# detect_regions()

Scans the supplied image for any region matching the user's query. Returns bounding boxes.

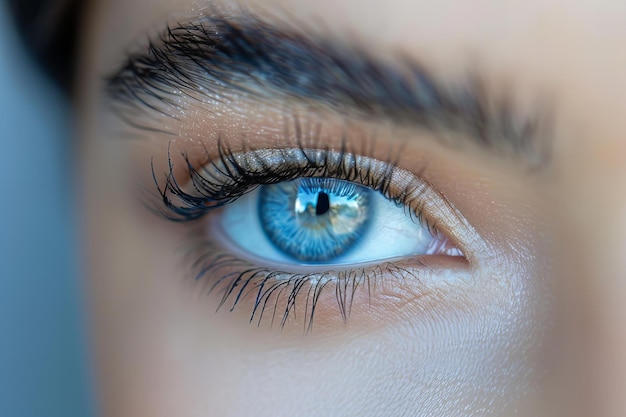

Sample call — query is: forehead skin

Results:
[79,1,626,417]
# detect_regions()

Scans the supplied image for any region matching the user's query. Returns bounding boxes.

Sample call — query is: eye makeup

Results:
[143,135,482,332]
[103,11,547,335]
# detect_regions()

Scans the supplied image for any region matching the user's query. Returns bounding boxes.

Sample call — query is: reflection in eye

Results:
[217,177,459,265]
[154,146,467,330]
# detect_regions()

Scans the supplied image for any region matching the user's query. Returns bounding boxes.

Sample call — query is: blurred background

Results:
[0,1,94,416]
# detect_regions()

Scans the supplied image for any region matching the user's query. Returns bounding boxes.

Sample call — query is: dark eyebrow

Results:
[106,12,549,166]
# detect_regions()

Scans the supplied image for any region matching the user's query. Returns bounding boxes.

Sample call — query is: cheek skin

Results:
[87,219,545,417]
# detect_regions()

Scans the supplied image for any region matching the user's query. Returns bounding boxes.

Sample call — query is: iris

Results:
[259,178,372,262]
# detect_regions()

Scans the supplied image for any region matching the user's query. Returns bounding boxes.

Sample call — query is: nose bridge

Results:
[552,134,626,417]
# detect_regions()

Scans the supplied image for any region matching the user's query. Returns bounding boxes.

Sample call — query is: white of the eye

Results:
[212,185,437,267]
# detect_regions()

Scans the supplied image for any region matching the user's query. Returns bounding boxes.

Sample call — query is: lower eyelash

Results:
[185,238,421,333]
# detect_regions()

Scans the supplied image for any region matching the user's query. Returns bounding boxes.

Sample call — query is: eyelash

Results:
[150,140,450,331]
[185,238,424,333]
[101,13,543,334]
[152,140,437,234]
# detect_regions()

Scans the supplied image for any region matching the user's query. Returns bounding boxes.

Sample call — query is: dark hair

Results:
[5,0,81,90]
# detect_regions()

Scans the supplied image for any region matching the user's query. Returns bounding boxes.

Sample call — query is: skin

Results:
[78,0,626,416]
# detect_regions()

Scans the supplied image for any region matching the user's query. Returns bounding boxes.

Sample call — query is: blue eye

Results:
[213,177,454,266]
[259,178,372,262]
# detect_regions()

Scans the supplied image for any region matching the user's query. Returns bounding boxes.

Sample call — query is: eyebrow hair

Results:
[106,12,549,166]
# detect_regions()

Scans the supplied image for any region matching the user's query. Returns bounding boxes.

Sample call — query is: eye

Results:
[157,147,471,330]
[214,177,459,266]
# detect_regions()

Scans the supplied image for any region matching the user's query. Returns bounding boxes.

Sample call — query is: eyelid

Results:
[143,140,496,332]
[182,236,472,333]
[155,145,487,265]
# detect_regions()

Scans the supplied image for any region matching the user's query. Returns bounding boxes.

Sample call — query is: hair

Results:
[5,0,81,90]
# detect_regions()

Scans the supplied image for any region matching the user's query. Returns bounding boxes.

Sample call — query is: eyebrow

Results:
[106,12,548,166]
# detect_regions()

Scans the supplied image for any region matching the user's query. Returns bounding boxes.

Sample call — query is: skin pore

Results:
[79,0,626,416]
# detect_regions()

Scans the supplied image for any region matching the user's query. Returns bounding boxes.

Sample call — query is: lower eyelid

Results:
[182,237,470,333]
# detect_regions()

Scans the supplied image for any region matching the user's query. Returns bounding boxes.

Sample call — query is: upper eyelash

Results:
[151,139,434,227]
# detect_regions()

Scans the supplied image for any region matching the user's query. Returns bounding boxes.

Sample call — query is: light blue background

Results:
[0,4,94,417]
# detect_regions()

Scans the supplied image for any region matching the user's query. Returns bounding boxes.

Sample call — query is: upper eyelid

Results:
[152,145,489,264]
[104,12,551,169]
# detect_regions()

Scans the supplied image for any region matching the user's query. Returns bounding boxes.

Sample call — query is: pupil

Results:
[315,192,330,216]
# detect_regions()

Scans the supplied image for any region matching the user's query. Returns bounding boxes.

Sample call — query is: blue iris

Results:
[258,178,373,262]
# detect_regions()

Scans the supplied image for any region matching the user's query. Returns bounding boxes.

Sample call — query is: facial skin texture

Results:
[78,1,626,416]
